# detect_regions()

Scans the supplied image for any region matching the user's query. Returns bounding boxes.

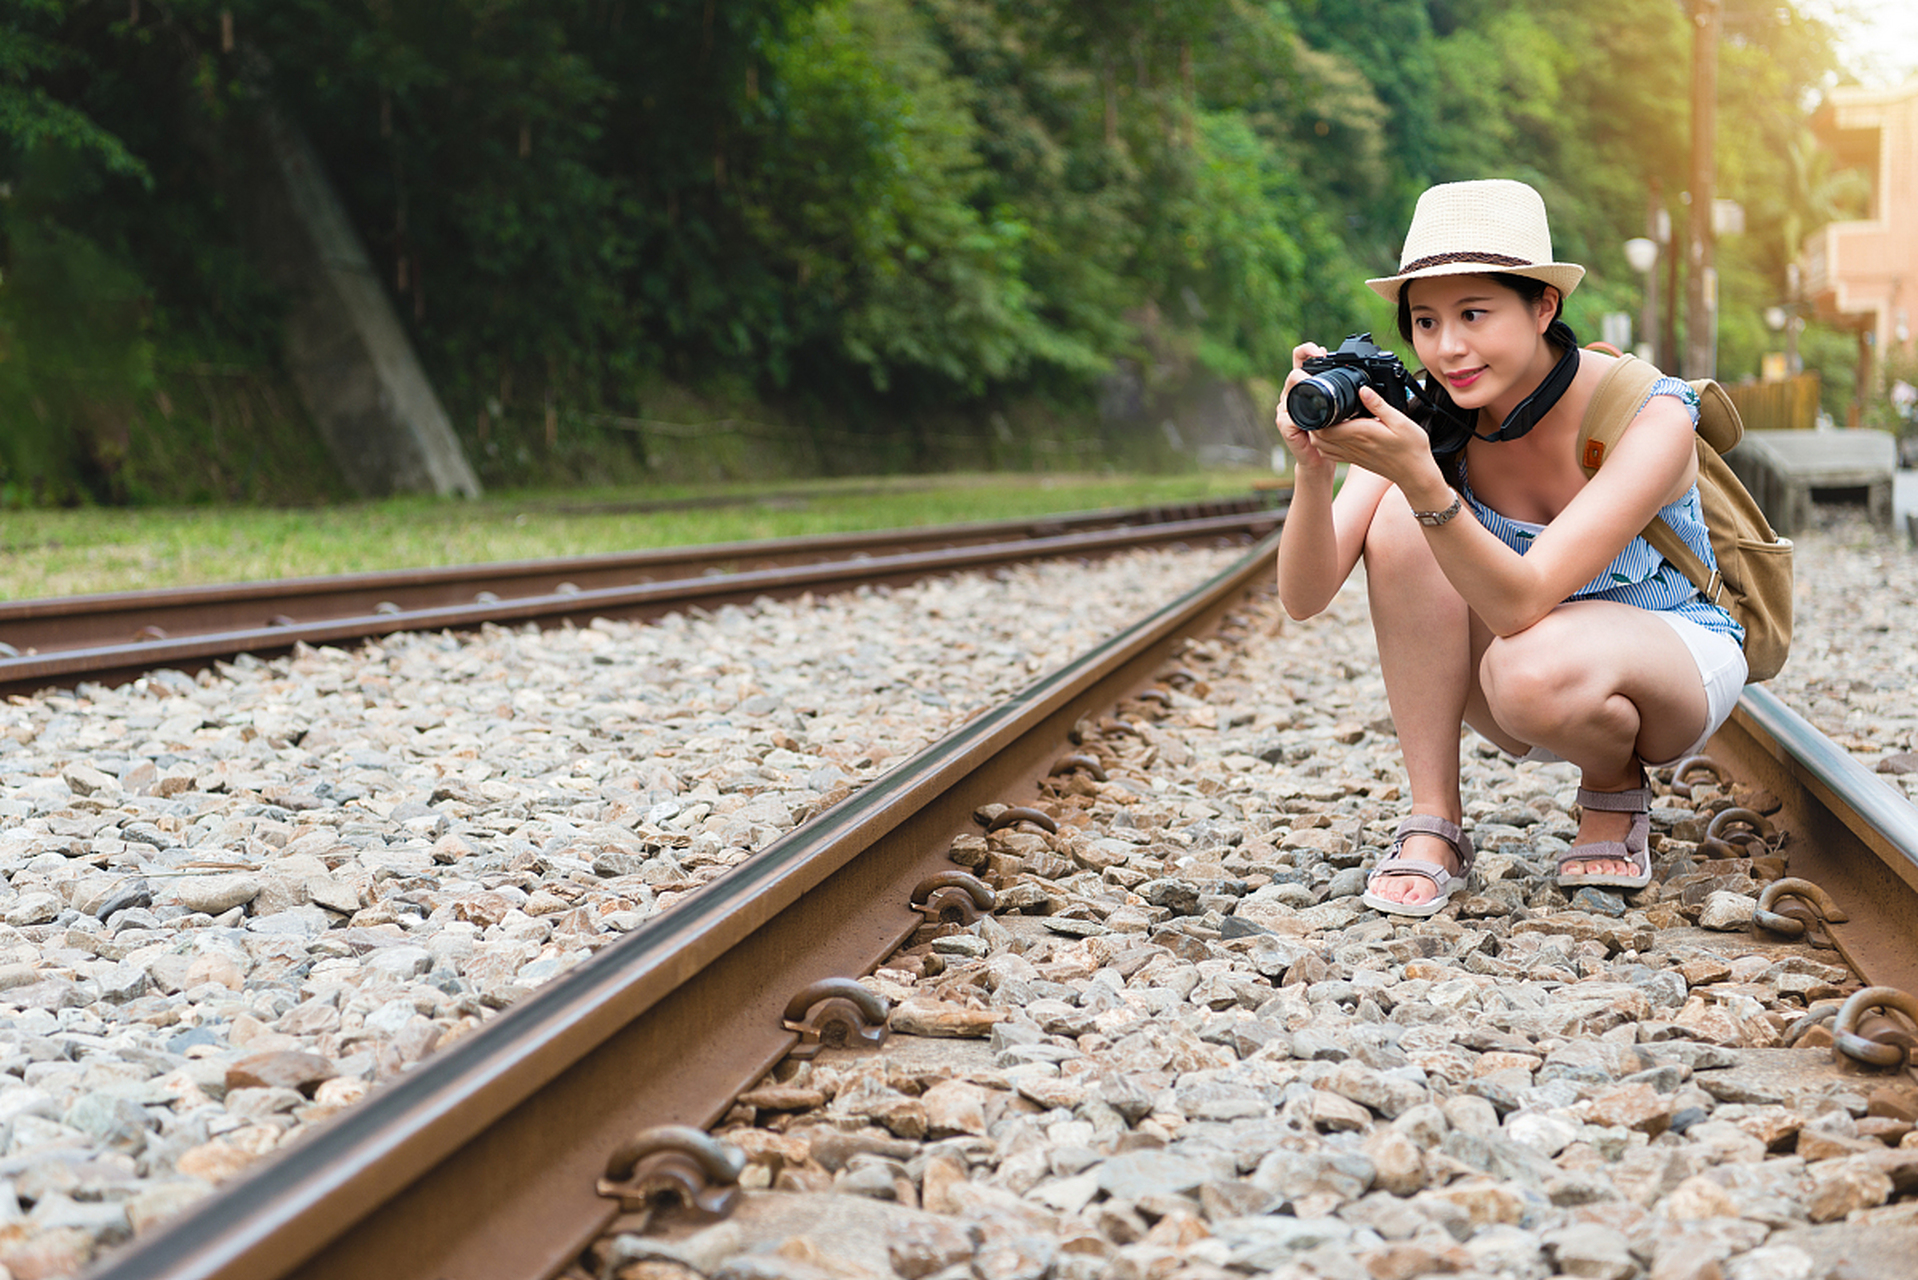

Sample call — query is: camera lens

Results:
[1286,367,1367,431]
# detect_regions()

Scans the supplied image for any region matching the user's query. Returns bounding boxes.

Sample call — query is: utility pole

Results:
[1685,0,1720,380]
[1644,180,1663,365]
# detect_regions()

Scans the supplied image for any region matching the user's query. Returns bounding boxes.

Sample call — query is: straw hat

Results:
[1366,178,1585,303]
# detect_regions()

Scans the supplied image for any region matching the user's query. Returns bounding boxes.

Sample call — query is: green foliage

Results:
[0,0,1868,506]
[0,1,148,184]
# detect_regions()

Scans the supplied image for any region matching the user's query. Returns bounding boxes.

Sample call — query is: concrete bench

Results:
[1725,429,1896,536]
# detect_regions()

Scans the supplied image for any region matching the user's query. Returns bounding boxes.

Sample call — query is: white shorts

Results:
[1495,612,1748,768]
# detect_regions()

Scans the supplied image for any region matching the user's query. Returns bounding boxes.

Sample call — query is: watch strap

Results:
[1412,491,1463,527]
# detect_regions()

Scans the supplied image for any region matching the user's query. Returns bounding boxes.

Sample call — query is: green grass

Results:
[0,472,1282,600]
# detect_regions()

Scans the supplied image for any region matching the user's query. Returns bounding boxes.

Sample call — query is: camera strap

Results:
[1470,343,1581,445]
[1423,342,1580,455]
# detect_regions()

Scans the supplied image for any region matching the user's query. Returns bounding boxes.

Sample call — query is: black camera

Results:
[1285,333,1418,431]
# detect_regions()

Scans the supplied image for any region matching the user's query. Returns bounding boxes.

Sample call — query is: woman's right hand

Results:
[1276,342,1331,471]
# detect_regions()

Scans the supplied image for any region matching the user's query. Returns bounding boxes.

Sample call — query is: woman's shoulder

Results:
[1568,350,1694,423]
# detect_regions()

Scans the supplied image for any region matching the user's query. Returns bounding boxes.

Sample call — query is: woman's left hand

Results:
[1300,384,1444,495]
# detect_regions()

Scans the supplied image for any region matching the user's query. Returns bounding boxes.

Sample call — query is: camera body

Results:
[1286,332,1417,431]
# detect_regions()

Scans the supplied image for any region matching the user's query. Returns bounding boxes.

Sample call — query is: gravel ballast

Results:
[0,504,1913,1280]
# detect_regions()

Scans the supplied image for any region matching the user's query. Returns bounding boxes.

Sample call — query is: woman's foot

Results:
[1558,775,1653,889]
[1560,803,1640,879]
[1364,833,1463,906]
[1362,815,1474,917]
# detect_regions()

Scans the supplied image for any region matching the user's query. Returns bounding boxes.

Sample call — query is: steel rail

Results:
[0,497,1275,656]
[60,519,1918,1280]
[86,531,1285,1280]
[1709,685,1918,994]
[3,510,1277,698]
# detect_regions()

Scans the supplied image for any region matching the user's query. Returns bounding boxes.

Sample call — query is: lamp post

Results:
[1765,295,1804,379]
[1624,237,1659,363]
[1686,0,1722,381]
[1785,262,1803,377]
[1764,305,1789,383]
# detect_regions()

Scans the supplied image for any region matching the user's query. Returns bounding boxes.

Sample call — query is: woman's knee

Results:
[1482,626,1637,741]
[1361,494,1442,582]
[1480,630,1596,722]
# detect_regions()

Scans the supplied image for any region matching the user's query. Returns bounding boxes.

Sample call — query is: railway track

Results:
[48,520,1918,1280]
[0,498,1279,699]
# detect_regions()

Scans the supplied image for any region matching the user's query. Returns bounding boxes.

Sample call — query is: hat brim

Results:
[1366,260,1585,304]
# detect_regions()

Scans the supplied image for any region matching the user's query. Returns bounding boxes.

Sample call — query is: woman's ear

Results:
[1536,286,1561,333]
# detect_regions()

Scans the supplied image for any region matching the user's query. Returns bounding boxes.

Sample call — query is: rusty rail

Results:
[1707,685,1918,994]
[4,506,1278,698]
[0,497,1274,657]
[86,531,1284,1280]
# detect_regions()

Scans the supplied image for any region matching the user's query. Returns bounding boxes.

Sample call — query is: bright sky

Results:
[1808,0,1918,88]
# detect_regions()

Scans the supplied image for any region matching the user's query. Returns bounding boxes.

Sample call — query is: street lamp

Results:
[1624,237,1659,363]
[1765,302,1804,379]
[1764,306,1788,383]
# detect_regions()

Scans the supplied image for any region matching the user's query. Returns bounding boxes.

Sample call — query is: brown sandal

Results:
[1361,815,1475,918]
[1558,780,1653,889]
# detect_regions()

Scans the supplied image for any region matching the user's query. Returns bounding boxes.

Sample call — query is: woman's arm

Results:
[1330,384,1698,636]
[1276,460,1391,620]
[1395,393,1699,634]
[1274,345,1391,620]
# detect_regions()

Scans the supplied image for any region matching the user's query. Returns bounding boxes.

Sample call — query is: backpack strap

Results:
[1575,354,1721,604]
[1575,353,1662,474]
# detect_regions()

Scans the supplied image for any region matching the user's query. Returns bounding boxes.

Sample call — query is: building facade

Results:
[1801,78,1918,407]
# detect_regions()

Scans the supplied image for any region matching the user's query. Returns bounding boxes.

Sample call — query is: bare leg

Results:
[1480,601,1708,877]
[1361,498,1478,906]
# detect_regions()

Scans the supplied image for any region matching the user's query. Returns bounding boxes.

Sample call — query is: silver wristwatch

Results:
[1411,491,1463,527]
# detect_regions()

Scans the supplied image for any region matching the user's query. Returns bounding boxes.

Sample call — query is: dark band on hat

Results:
[1398,251,1532,273]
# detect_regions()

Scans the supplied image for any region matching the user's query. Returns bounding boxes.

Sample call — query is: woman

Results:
[1274,178,1746,918]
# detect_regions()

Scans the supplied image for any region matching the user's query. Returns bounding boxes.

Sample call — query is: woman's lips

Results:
[1445,366,1485,390]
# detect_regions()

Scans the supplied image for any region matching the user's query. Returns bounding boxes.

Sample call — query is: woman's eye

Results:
[1461,310,1484,322]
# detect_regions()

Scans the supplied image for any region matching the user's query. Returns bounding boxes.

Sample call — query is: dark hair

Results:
[1394,271,1577,352]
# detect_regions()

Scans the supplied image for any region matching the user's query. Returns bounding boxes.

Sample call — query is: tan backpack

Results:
[1575,354,1793,683]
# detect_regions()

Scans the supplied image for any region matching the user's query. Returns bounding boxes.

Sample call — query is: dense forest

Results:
[0,0,1869,503]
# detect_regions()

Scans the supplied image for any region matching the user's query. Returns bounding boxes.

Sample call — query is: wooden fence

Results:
[1724,373,1821,432]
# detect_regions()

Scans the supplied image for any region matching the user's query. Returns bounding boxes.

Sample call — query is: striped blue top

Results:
[1458,377,1744,643]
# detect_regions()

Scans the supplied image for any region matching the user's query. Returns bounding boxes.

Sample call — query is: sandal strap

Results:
[1392,814,1474,873]
[1574,786,1651,813]
[1557,833,1652,880]
[1367,857,1450,889]
[1559,840,1635,867]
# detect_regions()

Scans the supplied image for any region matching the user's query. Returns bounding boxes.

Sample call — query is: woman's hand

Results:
[1298,382,1446,501]
[1275,343,1333,472]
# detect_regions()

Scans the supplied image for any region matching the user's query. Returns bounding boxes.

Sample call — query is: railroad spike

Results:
[1832,987,1918,1071]
[1668,755,1727,799]
[1700,806,1777,860]
[781,977,889,1059]
[910,870,996,926]
[1049,753,1108,782]
[597,1125,746,1219]
[1752,877,1849,946]
[985,805,1058,835]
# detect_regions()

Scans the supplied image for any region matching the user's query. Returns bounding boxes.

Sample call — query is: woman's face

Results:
[1404,275,1558,414]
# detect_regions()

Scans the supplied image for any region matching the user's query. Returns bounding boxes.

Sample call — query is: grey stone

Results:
[1698,890,1759,931]
[1543,1222,1638,1280]
[1096,1150,1218,1200]
[167,874,262,915]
